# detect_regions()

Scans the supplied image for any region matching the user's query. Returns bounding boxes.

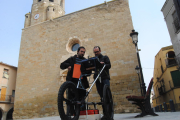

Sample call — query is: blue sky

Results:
[0,0,170,87]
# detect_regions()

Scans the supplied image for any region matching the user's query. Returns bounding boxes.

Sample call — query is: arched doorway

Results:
[6,108,13,120]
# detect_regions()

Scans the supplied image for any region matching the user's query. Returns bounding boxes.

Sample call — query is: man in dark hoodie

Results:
[60,46,89,89]
[60,46,89,113]
[93,46,111,120]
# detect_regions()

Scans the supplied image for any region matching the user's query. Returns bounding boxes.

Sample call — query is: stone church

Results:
[14,0,141,119]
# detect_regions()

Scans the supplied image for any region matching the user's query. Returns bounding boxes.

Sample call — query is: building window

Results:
[66,38,81,53]
[3,69,9,79]
[38,0,41,2]
[159,79,165,95]
[165,51,177,67]
[72,44,80,51]
[12,90,15,97]
[49,0,54,2]
[172,11,180,32]
[171,70,180,87]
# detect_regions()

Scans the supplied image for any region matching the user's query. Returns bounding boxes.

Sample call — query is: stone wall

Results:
[14,0,141,119]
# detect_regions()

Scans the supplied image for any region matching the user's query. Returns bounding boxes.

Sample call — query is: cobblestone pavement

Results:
[19,112,180,120]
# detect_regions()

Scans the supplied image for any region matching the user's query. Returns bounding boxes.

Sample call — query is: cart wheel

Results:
[58,81,80,120]
[103,84,114,120]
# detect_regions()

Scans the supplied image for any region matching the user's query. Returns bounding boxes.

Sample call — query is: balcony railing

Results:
[165,58,177,67]
[158,86,165,95]
[0,95,14,103]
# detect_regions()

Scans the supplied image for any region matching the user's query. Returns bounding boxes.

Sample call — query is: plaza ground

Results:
[18,112,180,120]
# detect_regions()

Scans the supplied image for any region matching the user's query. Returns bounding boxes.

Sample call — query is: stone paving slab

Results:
[19,112,180,120]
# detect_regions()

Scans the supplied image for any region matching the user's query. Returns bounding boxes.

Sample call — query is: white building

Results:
[161,0,180,69]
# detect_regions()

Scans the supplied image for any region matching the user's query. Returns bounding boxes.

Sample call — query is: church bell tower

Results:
[24,0,65,28]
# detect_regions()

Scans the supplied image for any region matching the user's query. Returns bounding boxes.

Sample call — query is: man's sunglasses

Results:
[94,51,99,54]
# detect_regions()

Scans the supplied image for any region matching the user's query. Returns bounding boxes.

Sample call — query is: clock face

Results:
[34,14,39,19]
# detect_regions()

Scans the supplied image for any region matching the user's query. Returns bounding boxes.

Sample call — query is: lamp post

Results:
[135,65,143,96]
[130,30,146,96]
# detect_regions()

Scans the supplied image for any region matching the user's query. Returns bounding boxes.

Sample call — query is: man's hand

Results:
[100,62,104,64]
[68,66,71,71]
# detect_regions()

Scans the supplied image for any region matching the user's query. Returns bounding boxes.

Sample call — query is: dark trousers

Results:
[68,80,86,111]
[96,79,110,114]
[95,79,110,99]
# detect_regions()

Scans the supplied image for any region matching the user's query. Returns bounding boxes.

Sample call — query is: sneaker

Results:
[101,115,107,120]
[101,116,114,120]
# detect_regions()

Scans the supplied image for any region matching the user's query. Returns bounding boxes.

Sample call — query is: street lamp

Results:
[130,30,146,96]
[135,66,143,96]
[135,65,140,74]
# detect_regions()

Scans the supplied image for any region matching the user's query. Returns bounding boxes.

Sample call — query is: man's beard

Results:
[78,54,83,59]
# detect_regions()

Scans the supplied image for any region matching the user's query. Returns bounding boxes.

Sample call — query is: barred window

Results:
[3,69,9,79]
[172,11,180,32]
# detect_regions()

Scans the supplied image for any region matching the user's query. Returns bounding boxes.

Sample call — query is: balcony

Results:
[158,86,165,95]
[0,95,14,103]
[165,58,177,68]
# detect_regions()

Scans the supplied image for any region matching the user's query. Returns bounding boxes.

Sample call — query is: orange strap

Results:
[72,64,82,79]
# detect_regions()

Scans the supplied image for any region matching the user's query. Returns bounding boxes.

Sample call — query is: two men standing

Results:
[60,46,111,120]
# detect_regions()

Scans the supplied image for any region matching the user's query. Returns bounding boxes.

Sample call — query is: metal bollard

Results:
[169,99,176,112]
[163,102,168,112]
[156,106,158,112]
[156,106,159,112]
[160,104,163,112]
[155,107,157,112]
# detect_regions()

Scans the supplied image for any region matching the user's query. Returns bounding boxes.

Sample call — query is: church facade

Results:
[14,0,141,119]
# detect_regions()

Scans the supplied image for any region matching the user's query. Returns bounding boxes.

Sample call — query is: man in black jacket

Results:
[93,46,111,120]
[60,46,89,89]
[60,46,89,113]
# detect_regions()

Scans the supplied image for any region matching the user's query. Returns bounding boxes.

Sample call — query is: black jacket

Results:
[60,55,89,88]
[94,54,111,80]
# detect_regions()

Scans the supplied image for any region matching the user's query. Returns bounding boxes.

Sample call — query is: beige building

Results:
[152,46,180,111]
[0,62,17,120]
[14,0,142,119]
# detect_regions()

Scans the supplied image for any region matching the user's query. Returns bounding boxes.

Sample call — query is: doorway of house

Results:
[6,108,13,120]
[0,109,2,120]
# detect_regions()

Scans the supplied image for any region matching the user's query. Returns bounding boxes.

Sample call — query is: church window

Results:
[72,44,80,51]
[3,69,9,79]
[38,0,41,2]
[26,16,28,18]
[66,38,81,53]
[53,8,55,11]
[49,0,54,2]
